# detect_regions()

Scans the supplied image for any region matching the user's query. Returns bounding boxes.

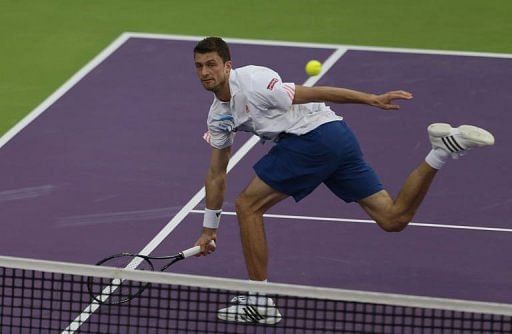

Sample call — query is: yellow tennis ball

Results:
[305,60,322,76]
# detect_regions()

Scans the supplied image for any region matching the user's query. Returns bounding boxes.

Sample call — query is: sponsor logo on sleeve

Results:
[266,78,279,90]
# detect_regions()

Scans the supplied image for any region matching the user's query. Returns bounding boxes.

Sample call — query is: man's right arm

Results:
[195,146,231,255]
[205,146,231,209]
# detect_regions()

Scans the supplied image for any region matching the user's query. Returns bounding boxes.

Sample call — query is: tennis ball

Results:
[305,60,322,76]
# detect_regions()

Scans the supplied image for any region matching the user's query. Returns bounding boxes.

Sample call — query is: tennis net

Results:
[0,255,511,333]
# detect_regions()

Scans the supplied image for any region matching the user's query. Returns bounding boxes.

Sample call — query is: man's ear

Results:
[225,60,233,72]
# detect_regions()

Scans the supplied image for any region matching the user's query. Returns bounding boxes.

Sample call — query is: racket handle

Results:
[182,240,216,258]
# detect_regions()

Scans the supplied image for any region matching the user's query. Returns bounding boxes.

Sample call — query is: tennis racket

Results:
[87,241,215,305]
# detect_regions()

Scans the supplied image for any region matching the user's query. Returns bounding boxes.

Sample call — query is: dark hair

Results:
[193,37,231,62]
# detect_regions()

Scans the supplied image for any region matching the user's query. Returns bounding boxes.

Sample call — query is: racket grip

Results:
[182,240,216,258]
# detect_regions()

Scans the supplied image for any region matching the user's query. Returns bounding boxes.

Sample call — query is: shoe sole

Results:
[217,312,282,325]
[458,125,495,146]
[428,123,495,146]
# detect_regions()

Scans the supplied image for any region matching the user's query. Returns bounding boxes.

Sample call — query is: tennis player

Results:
[192,37,495,324]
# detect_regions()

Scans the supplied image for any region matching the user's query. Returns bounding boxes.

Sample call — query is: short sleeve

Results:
[251,69,295,111]
[204,114,236,149]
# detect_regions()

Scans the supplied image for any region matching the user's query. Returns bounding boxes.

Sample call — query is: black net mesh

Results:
[1,260,511,333]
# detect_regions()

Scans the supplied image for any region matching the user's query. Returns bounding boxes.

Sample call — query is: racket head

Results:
[87,253,154,305]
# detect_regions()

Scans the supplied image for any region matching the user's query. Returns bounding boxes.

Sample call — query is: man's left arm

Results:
[293,85,413,110]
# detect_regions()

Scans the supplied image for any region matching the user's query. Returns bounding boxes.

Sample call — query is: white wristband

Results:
[203,208,222,229]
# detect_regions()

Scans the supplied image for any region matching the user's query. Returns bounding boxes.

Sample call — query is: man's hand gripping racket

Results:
[87,241,216,305]
[194,228,217,256]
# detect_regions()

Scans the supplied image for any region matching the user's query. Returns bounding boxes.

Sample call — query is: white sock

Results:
[249,279,268,304]
[249,279,268,283]
[425,149,450,169]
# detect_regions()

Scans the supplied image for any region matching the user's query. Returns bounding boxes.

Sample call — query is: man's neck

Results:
[215,70,231,102]
[215,86,231,102]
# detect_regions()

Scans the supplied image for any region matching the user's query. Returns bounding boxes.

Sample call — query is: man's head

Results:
[193,37,232,97]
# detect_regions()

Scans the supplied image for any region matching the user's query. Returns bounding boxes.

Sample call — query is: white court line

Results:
[125,31,512,59]
[62,42,348,334]
[3,31,512,150]
[0,34,132,150]
[190,210,512,233]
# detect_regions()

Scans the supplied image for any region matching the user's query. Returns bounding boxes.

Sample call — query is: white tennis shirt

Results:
[204,65,343,149]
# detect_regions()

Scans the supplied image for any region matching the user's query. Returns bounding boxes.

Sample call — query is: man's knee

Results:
[235,193,257,217]
[235,177,288,219]
[376,214,411,232]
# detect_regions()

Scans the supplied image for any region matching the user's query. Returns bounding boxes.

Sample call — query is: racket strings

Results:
[88,255,154,305]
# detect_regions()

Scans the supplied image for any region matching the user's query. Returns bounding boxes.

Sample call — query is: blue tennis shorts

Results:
[254,121,383,202]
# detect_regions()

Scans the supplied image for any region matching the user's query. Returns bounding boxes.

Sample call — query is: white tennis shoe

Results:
[428,123,495,158]
[217,295,282,324]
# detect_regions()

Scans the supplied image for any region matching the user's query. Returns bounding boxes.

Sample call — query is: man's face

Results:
[194,52,232,92]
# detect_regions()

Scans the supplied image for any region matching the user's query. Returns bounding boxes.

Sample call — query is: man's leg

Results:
[216,174,286,324]
[358,162,437,232]
[359,122,494,231]
[216,176,286,324]
[235,175,289,281]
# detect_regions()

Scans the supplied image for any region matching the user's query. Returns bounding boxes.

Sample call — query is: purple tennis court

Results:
[0,34,511,332]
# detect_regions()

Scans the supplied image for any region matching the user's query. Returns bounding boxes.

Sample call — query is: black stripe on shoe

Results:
[243,305,264,322]
[441,137,456,152]
[447,136,464,151]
